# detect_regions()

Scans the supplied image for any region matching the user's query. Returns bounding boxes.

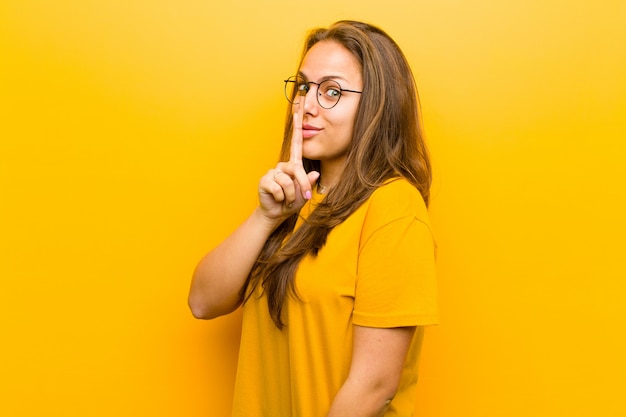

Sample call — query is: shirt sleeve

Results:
[353,215,438,328]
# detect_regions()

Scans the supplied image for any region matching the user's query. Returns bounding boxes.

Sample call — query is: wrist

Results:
[251,207,284,234]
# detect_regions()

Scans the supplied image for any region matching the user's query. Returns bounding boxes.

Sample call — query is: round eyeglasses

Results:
[284,76,362,109]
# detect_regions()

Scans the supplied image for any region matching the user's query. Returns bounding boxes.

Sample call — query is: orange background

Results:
[1,1,625,416]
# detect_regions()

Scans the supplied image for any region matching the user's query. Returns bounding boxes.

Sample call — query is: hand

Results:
[258,103,320,221]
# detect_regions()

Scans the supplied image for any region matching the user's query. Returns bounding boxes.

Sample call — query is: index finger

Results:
[290,102,304,163]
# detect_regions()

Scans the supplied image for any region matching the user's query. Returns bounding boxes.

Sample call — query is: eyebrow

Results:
[297,71,350,84]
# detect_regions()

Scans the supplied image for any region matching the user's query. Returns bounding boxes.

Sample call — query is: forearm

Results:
[326,378,394,417]
[326,326,415,417]
[188,207,281,319]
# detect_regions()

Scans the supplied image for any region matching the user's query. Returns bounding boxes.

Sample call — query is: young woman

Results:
[189,20,438,417]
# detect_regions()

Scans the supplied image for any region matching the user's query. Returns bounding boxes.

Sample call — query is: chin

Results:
[301,147,319,161]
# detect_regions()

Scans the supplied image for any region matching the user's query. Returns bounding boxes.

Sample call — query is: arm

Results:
[188,207,281,319]
[326,325,416,417]
[188,106,319,319]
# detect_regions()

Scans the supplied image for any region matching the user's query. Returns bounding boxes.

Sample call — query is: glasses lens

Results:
[284,76,306,104]
[317,80,342,109]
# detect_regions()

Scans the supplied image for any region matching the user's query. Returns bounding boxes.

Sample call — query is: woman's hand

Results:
[258,104,320,222]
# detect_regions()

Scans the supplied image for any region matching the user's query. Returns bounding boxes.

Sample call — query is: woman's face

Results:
[297,40,363,170]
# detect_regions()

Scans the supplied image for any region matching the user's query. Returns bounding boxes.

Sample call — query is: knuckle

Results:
[271,185,285,200]
[270,183,282,193]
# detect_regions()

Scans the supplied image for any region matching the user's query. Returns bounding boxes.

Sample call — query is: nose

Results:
[301,83,319,114]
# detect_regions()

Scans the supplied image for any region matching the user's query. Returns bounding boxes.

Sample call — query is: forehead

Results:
[299,40,362,83]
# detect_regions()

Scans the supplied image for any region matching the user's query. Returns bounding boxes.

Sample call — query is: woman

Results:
[189,20,438,417]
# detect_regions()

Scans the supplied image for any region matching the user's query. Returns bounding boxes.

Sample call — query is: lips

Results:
[302,124,322,139]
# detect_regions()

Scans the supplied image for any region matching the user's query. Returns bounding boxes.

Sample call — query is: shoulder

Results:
[366,178,429,225]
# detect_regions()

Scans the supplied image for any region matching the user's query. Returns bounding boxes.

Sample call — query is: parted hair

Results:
[241,20,431,329]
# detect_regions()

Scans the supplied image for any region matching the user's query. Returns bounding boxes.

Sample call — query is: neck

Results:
[318,161,343,193]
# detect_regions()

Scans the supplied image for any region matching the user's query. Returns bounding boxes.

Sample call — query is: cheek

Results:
[343,104,359,131]
[340,114,357,142]
[331,109,357,133]
[332,125,354,153]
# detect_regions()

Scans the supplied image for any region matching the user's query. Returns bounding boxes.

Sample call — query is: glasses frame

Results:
[284,76,362,109]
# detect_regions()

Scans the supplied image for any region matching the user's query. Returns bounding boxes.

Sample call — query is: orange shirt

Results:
[232,178,438,417]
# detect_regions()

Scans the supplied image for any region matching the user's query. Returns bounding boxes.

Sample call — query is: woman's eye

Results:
[325,88,341,98]
[297,83,309,92]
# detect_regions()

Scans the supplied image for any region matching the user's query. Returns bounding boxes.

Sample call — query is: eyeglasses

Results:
[284,75,362,109]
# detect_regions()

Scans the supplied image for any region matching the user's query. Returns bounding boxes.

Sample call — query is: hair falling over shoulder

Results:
[241,20,432,329]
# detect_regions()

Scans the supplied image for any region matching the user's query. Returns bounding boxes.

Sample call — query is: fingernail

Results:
[305,190,312,200]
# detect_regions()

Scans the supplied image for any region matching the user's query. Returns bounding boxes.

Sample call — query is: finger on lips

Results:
[290,104,312,200]
[290,113,303,163]
[259,102,311,208]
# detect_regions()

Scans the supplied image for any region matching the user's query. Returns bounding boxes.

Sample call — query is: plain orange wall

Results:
[1,1,625,416]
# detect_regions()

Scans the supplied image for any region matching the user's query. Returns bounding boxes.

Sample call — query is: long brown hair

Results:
[241,20,431,329]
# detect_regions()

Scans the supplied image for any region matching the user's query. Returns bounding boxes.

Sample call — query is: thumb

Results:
[307,171,321,187]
